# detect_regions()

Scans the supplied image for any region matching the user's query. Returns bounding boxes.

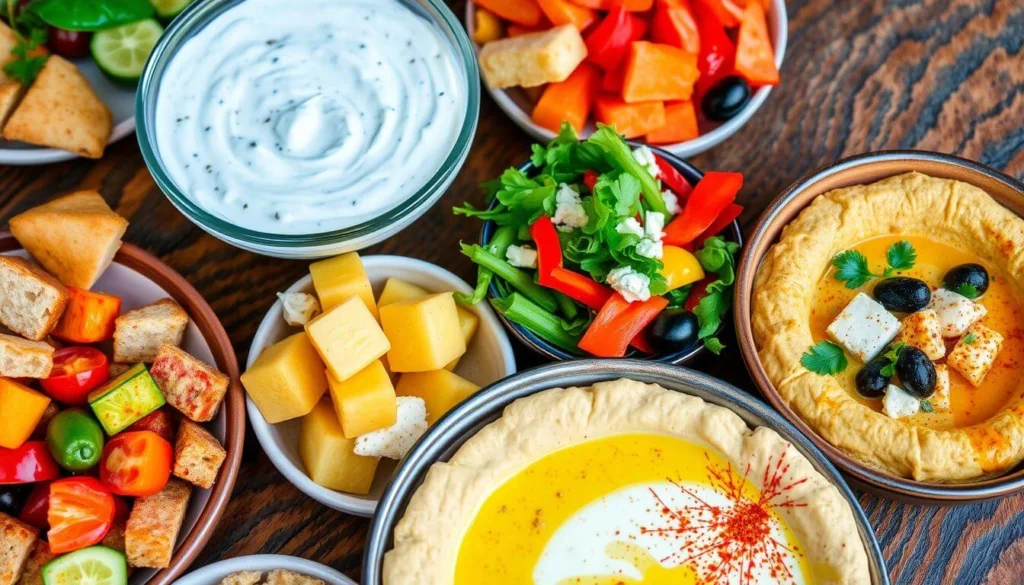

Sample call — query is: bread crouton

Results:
[173,420,226,489]
[219,572,263,585]
[125,479,191,569]
[113,299,189,364]
[15,541,54,585]
[102,523,126,553]
[948,324,1004,387]
[2,56,112,159]
[0,334,54,379]
[151,344,229,422]
[0,513,37,585]
[9,190,128,290]
[898,309,945,361]
[478,25,587,89]
[0,22,19,76]
[0,83,25,129]
[0,256,67,341]
[265,570,325,585]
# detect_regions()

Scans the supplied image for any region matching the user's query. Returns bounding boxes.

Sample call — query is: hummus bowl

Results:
[363,360,889,585]
[735,151,1024,502]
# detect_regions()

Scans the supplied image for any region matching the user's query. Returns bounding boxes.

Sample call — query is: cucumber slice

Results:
[90,19,164,85]
[150,0,195,20]
[88,363,165,435]
[42,546,127,585]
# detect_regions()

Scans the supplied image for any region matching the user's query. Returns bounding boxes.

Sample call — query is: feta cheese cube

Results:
[632,145,660,179]
[634,238,663,259]
[947,323,1003,387]
[615,217,644,238]
[883,384,921,419]
[277,292,321,327]
[826,292,903,362]
[662,189,681,214]
[606,266,651,303]
[897,309,945,360]
[644,211,665,240]
[553,183,588,232]
[505,245,538,269]
[354,396,428,460]
[931,365,951,411]
[928,288,987,337]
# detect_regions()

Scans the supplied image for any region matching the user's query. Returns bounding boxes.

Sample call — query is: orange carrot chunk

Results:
[622,41,699,103]
[735,0,779,85]
[594,96,666,138]
[532,63,600,133]
[619,0,655,10]
[645,100,699,144]
[473,0,544,27]
[537,0,596,30]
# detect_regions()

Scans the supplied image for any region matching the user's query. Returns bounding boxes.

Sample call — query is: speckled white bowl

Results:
[172,555,355,585]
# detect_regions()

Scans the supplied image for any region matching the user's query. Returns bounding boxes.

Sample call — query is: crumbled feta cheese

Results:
[928,288,987,337]
[354,397,429,460]
[662,189,681,215]
[606,266,651,302]
[644,211,665,240]
[635,238,663,259]
[883,384,921,419]
[632,145,660,179]
[277,292,321,327]
[616,217,644,238]
[553,183,588,232]
[932,365,951,410]
[826,292,902,362]
[897,309,945,360]
[947,323,1004,387]
[505,245,538,269]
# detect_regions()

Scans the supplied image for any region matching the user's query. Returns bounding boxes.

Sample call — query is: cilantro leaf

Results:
[920,399,934,413]
[962,332,978,345]
[831,250,875,289]
[703,336,725,354]
[3,1,48,86]
[801,341,848,375]
[884,240,917,274]
[955,282,980,299]
[689,236,740,347]
[693,289,728,339]
[879,341,906,377]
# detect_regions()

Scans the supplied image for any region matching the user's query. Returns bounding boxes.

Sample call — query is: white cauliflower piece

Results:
[354,397,428,460]
[277,292,321,327]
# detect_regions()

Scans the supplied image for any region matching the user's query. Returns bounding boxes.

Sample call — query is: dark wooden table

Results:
[1,0,1022,583]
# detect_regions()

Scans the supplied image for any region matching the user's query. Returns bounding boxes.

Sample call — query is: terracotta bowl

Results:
[733,151,1024,504]
[0,231,245,585]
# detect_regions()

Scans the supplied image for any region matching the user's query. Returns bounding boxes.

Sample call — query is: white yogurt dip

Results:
[154,0,467,235]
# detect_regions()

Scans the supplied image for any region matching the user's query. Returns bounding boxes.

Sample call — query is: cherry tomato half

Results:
[48,28,91,59]
[99,431,172,497]
[47,476,115,554]
[125,407,177,443]
[17,481,51,531]
[40,347,109,406]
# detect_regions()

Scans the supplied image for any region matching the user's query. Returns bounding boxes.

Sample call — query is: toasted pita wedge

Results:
[2,55,112,158]
[0,21,18,73]
[0,81,24,127]
[9,190,128,289]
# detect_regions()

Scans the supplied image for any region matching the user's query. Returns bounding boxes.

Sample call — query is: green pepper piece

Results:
[46,409,104,472]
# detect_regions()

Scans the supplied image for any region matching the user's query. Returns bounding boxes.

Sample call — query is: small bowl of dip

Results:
[137,0,479,258]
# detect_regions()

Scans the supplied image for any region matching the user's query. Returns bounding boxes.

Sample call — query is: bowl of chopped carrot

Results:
[453,122,743,363]
[465,0,787,157]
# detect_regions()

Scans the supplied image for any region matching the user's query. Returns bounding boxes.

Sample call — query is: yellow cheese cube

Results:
[310,252,378,319]
[0,378,51,448]
[328,360,397,438]
[377,278,428,308]
[299,400,379,494]
[445,308,480,371]
[478,25,588,89]
[380,293,465,372]
[241,332,328,423]
[396,370,480,425]
[305,296,391,382]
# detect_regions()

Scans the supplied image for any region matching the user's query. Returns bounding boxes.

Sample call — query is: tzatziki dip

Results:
[154,0,467,235]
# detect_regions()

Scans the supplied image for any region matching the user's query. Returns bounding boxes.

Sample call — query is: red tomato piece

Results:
[125,407,177,443]
[99,431,173,497]
[0,442,62,484]
[51,287,122,344]
[48,477,115,554]
[40,347,110,406]
[684,275,717,311]
[17,481,51,531]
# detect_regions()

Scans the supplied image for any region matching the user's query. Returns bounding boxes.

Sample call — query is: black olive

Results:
[896,346,937,398]
[648,310,700,353]
[855,355,891,399]
[0,484,29,517]
[701,76,752,122]
[942,263,989,297]
[872,277,931,312]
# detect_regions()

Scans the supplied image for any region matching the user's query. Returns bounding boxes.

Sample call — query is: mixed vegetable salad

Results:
[456,123,743,357]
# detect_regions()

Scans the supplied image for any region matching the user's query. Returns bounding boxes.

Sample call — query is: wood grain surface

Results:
[1,0,1022,583]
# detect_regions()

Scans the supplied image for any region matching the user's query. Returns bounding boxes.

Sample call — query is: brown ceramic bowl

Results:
[0,231,245,584]
[733,151,1024,504]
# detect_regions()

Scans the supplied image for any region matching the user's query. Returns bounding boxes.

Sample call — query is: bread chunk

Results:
[173,420,226,489]
[0,333,54,378]
[478,25,587,89]
[15,540,55,585]
[125,479,191,569]
[265,570,325,585]
[0,256,67,341]
[113,299,189,363]
[219,572,263,585]
[0,513,37,585]
[151,344,229,422]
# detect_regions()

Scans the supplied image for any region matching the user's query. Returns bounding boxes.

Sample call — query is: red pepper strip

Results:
[697,202,743,244]
[630,329,656,354]
[579,294,670,357]
[684,275,717,312]
[584,5,636,71]
[530,216,564,286]
[549,268,614,310]
[692,1,737,96]
[663,172,743,246]
[583,169,599,192]
[654,154,694,204]
[0,441,62,484]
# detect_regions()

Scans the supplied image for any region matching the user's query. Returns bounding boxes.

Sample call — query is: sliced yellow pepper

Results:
[473,9,504,45]
[660,246,705,291]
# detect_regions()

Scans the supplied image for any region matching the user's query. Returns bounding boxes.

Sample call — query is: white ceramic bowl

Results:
[172,555,355,585]
[246,255,517,516]
[464,0,788,158]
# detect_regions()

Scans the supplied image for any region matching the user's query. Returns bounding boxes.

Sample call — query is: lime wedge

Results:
[42,546,127,585]
[150,0,196,20]
[90,19,164,85]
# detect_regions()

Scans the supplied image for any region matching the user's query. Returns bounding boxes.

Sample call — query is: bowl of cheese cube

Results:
[241,253,516,516]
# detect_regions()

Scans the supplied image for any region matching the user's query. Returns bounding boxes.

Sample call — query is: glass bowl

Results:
[136,0,479,259]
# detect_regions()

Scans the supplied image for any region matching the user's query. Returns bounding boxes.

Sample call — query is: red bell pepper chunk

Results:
[684,275,717,311]
[583,170,600,192]
[695,0,742,28]
[585,6,642,71]
[579,294,670,357]
[530,216,564,286]
[549,268,614,310]
[696,202,743,244]
[663,172,743,246]
[692,1,736,95]
[654,154,694,204]
[0,441,61,484]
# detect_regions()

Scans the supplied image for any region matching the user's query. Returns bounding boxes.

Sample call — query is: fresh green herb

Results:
[29,0,154,31]
[663,286,691,309]
[920,400,934,413]
[3,0,49,86]
[801,341,849,375]
[585,124,667,215]
[460,243,559,313]
[955,283,980,299]
[691,236,741,353]
[831,241,918,289]
[962,332,978,345]
[490,293,582,353]
[879,341,907,377]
